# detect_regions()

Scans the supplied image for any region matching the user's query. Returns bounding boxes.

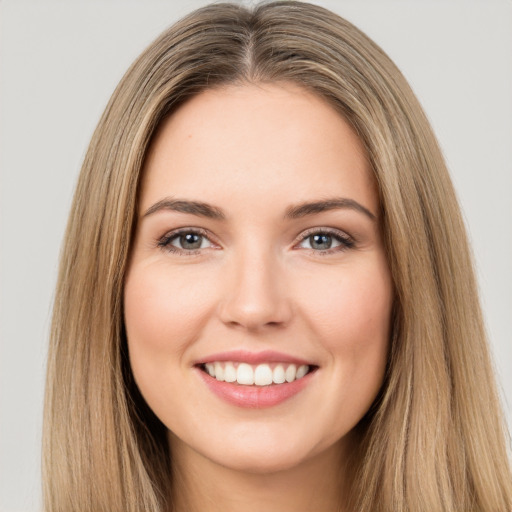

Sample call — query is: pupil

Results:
[311,234,332,250]
[180,233,202,249]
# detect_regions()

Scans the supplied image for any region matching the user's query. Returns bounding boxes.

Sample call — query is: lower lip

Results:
[196,368,315,409]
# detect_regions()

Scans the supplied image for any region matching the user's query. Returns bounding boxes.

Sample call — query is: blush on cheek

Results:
[125,268,201,354]
[305,269,392,416]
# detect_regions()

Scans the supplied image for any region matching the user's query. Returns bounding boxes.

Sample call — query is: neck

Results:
[168,434,356,512]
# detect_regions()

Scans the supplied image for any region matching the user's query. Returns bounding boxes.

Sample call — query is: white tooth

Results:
[214,362,225,381]
[254,364,273,386]
[296,364,309,379]
[205,363,215,377]
[224,362,237,383]
[237,363,254,385]
[285,364,297,383]
[273,365,286,384]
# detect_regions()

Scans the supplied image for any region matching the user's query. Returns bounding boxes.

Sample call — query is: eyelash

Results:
[156,227,355,256]
[295,227,355,254]
[157,227,213,255]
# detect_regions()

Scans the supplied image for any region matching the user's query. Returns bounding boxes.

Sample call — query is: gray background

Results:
[1,1,511,511]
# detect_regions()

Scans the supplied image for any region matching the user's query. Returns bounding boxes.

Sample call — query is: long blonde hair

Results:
[43,2,512,511]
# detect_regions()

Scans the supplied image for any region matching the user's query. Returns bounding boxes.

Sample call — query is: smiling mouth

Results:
[198,361,318,386]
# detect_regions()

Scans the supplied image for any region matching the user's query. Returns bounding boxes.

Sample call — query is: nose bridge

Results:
[218,238,291,330]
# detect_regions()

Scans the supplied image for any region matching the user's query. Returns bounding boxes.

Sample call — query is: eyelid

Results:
[156,226,355,256]
[157,227,220,254]
[292,227,355,252]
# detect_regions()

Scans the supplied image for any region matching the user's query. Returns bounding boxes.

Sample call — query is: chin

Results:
[198,424,338,475]
[210,445,311,475]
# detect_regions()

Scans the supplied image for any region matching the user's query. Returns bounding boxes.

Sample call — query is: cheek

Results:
[123,262,219,404]
[124,263,213,354]
[297,257,393,404]
[300,258,393,346]
[123,262,219,423]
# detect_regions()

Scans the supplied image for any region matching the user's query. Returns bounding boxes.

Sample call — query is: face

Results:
[124,83,393,474]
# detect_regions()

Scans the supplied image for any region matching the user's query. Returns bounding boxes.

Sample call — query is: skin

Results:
[124,83,393,512]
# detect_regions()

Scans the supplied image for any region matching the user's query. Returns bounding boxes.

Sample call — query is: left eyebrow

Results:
[284,198,376,221]
[142,198,226,220]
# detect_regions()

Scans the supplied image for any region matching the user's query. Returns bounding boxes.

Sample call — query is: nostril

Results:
[217,270,293,330]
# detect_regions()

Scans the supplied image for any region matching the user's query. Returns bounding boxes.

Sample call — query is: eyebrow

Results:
[142,196,376,222]
[284,198,376,221]
[143,198,226,220]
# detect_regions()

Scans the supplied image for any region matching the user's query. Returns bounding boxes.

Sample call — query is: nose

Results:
[218,248,293,332]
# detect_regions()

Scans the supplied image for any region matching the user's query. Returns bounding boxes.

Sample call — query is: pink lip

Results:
[195,366,316,410]
[194,350,317,408]
[196,350,312,366]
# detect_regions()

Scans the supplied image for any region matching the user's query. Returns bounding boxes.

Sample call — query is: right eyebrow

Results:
[142,198,226,220]
[284,197,376,221]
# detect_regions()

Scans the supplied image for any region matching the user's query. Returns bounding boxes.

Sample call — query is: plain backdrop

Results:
[1,1,511,511]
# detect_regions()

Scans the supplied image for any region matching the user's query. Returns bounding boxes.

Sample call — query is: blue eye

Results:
[173,232,207,250]
[157,228,354,255]
[158,229,213,253]
[297,230,354,252]
[308,233,336,250]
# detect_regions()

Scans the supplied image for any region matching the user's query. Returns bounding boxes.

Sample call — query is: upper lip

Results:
[196,350,314,366]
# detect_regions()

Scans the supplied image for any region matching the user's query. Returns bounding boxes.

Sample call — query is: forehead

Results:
[140,83,377,216]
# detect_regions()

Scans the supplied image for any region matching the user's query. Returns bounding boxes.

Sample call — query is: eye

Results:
[158,228,215,254]
[296,229,354,253]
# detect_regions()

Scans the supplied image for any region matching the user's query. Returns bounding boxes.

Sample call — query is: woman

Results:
[43,2,512,511]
